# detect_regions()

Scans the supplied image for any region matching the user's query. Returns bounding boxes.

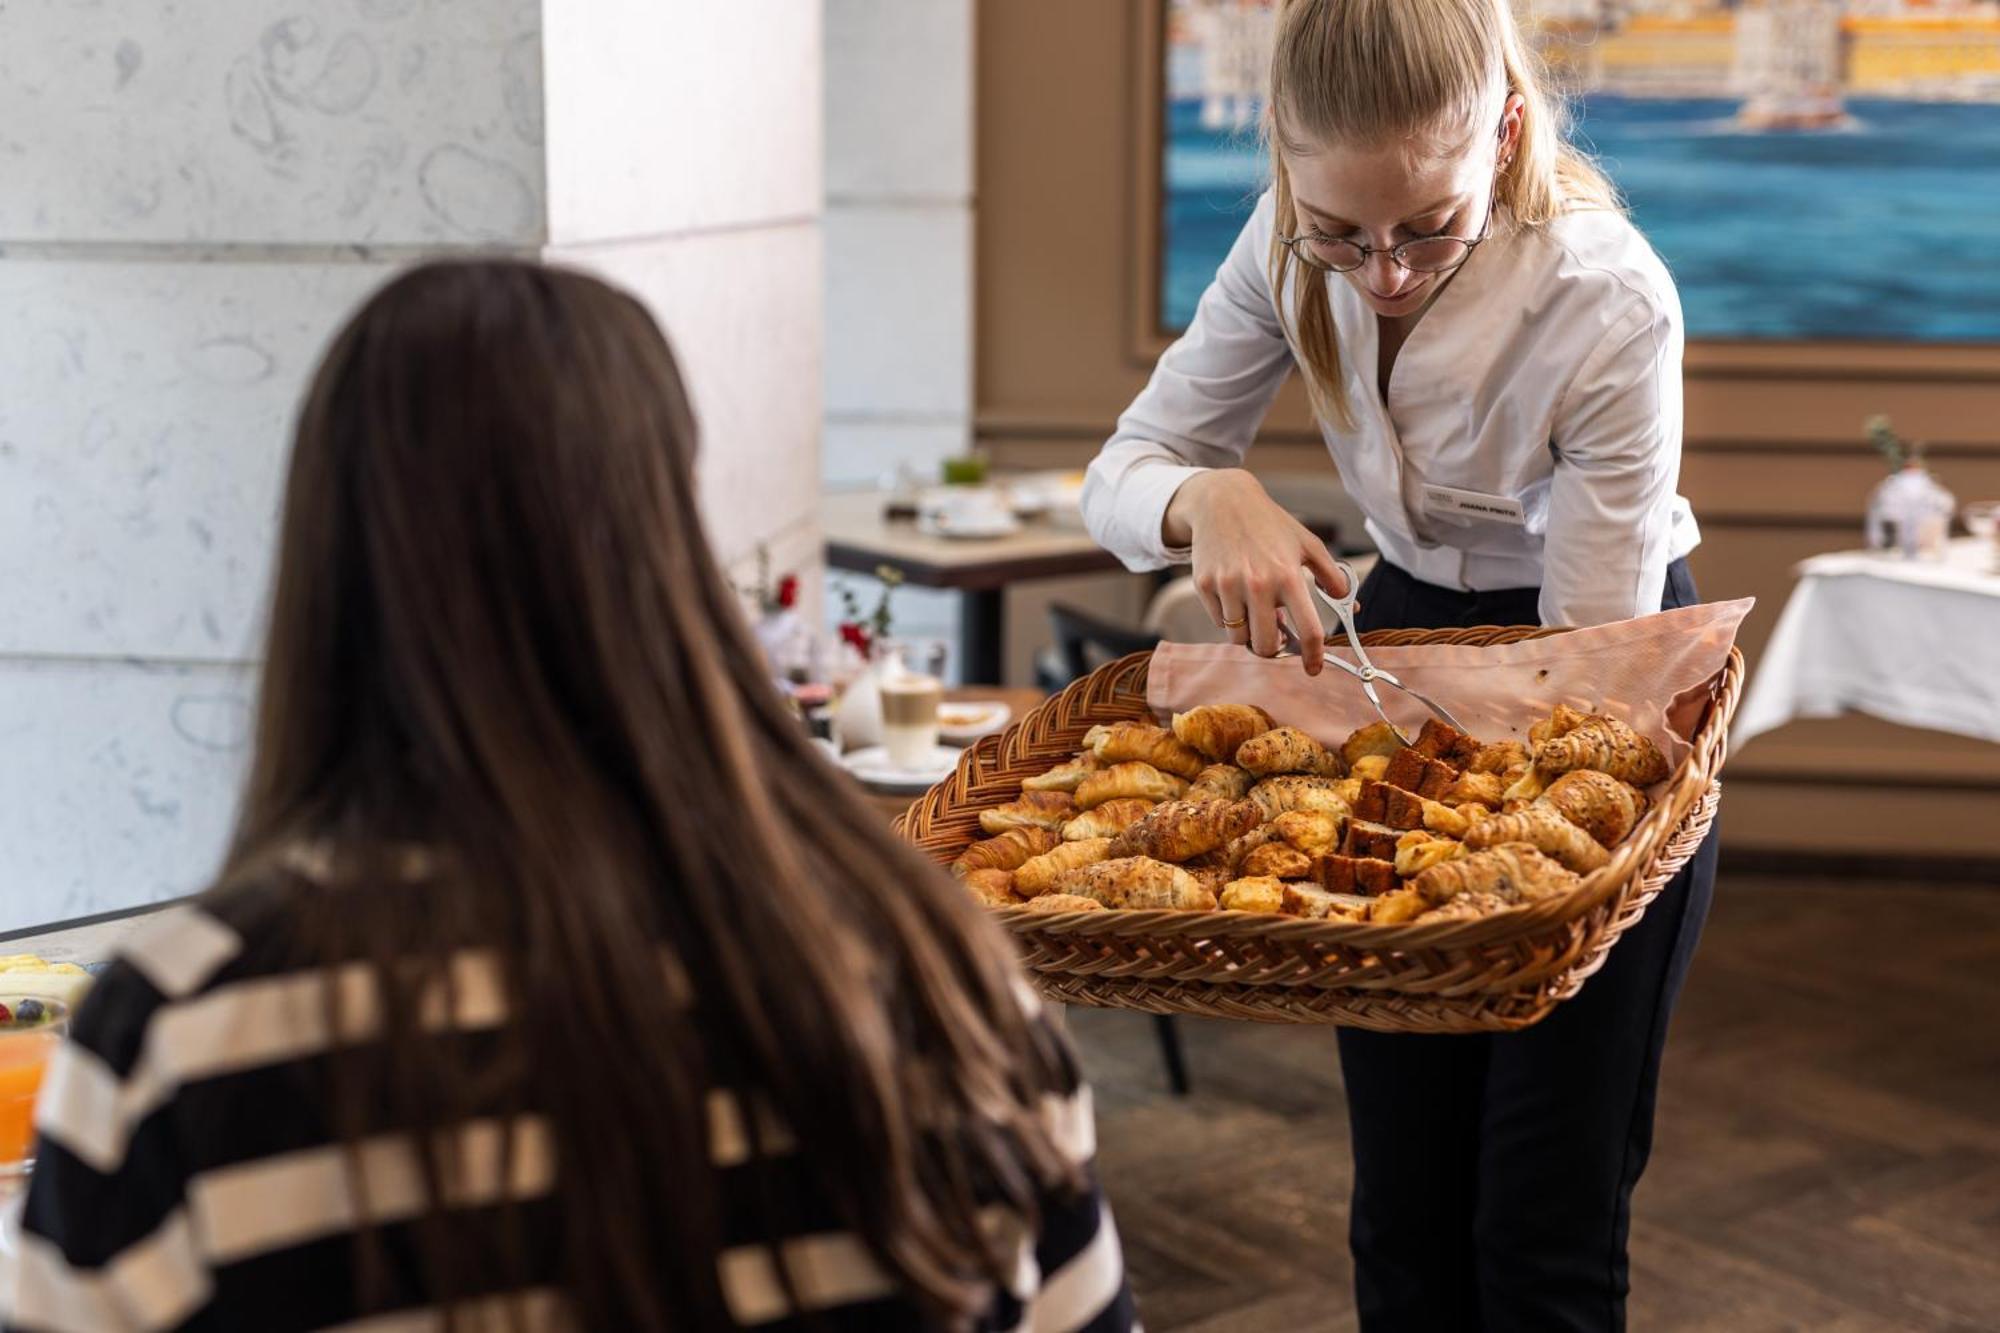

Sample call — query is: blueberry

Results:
[15,999,45,1025]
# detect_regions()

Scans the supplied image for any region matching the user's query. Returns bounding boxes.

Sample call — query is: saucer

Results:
[840,745,961,792]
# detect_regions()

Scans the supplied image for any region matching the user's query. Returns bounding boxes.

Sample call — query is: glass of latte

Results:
[876,640,947,768]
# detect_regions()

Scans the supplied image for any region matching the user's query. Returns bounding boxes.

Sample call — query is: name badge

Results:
[1423,484,1526,525]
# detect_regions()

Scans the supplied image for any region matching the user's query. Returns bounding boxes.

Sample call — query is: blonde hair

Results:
[1265,0,1619,429]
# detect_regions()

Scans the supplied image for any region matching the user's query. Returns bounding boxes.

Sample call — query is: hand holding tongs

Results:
[1274,559,1467,746]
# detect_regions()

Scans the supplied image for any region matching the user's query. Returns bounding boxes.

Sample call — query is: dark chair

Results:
[1037,602,1193,1098]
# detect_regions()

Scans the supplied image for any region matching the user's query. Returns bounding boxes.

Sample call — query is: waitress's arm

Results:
[1082,193,1295,571]
[1541,295,1685,628]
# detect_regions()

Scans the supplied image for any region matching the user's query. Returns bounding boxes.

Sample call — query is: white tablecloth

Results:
[1734,539,2000,748]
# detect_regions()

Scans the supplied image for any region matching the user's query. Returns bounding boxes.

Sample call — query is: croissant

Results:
[1109,799,1261,863]
[1186,763,1255,804]
[1369,887,1428,924]
[952,827,1059,876]
[1529,703,1593,748]
[1056,856,1217,910]
[1089,721,1207,780]
[961,869,1020,907]
[1236,726,1345,778]
[1410,842,1579,908]
[1014,838,1115,897]
[1469,740,1530,776]
[1075,761,1188,810]
[979,791,1077,836]
[1249,776,1353,822]
[1348,754,1390,783]
[1442,770,1505,809]
[1021,892,1106,914]
[1219,876,1286,914]
[1420,799,1472,838]
[1171,704,1276,762]
[1535,769,1646,848]
[1021,752,1104,793]
[1271,809,1344,856]
[1341,721,1406,769]
[1534,717,1670,788]
[1466,805,1610,874]
[1062,798,1154,842]
[1240,843,1314,880]
[1394,829,1468,878]
[1416,888,1516,924]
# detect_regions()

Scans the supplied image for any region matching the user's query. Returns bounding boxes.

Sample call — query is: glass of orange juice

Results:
[0,997,69,1182]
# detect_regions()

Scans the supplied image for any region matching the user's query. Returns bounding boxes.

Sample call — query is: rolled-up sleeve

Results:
[1540,293,1684,628]
[1082,191,1297,571]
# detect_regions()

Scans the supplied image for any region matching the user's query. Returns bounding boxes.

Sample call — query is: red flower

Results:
[775,574,799,610]
[838,622,872,656]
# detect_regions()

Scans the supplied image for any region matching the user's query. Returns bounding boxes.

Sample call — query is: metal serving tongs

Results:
[1274,559,1468,746]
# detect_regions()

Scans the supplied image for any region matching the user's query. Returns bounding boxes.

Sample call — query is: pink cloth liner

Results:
[1145,599,1754,782]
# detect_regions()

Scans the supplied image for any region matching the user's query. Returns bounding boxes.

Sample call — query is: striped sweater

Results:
[0,900,1136,1332]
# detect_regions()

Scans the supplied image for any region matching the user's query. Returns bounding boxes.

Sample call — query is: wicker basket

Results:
[897,625,1742,1034]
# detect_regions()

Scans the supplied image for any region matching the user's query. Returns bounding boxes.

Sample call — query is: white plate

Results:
[938,701,1011,744]
[841,745,961,792]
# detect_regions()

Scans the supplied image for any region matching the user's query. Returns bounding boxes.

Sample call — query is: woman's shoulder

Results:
[1522,206,1682,331]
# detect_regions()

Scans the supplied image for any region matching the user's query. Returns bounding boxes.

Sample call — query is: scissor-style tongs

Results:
[1275,559,1467,746]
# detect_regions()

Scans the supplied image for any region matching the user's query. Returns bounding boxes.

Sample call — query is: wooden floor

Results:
[1064,878,2000,1332]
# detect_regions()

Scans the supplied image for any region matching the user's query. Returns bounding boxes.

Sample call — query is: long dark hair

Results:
[218,260,1076,1328]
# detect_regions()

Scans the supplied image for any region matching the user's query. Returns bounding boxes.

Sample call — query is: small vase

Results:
[1866,464,1956,560]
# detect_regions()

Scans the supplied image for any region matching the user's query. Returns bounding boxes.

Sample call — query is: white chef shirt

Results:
[1081,189,1700,628]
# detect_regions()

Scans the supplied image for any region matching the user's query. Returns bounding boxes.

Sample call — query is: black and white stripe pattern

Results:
[0,903,1137,1333]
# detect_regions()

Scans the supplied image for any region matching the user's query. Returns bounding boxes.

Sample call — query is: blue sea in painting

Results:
[1161,94,2000,342]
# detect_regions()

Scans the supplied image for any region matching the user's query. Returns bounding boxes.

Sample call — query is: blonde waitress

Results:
[1083,2,1714,1329]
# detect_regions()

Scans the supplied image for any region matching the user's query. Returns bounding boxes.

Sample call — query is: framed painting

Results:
[1130,0,2000,380]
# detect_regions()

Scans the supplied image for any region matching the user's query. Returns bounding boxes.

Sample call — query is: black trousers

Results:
[1337,558,1718,1333]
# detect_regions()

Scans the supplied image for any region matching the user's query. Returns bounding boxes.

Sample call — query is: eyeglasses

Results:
[1276,190,1496,275]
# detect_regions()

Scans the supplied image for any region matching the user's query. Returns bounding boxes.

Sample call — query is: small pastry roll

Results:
[1410,843,1578,908]
[1075,761,1189,810]
[1341,721,1406,769]
[1021,752,1104,794]
[1109,799,1261,864]
[1241,843,1314,880]
[1218,823,1287,874]
[1271,809,1344,856]
[1466,805,1610,875]
[1420,799,1472,838]
[1021,892,1106,914]
[1056,856,1217,911]
[1348,754,1390,783]
[952,827,1060,877]
[1015,838,1115,897]
[1062,797,1154,842]
[1393,829,1468,878]
[1529,703,1593,748]
[1333,777,1364,807]
[1442,770,1505,809]
[1249,776,1352,822]
[1369,886,1428,925]
[1534,769,1647,848]
[962,869,1020,906]
[1469,740,1530,776]
[1219,876,1286,914]
[1088,721,1207,781]
[1171,704,1277,762]
[1236,726,1345,778]
[979,791,1077,836]
[1186,763,1255,804]
[1534,716,1670,788]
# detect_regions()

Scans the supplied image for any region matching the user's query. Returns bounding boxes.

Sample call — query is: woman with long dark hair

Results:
[3,261,1134,1332]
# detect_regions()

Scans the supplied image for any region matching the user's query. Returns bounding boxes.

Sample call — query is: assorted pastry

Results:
[952,701,1668,927]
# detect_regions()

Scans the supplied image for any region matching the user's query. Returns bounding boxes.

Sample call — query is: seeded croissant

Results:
[1236,726,1345,778]
[1249,776,1352,821]
[1014,838,1114,897]
[1410,842,1579,908]
[1020,892,1106,914]
[952,827,1059,876]
[1535,769,1646,847]
[978,791,1077,836]
[1061,797,1154,842]
[1075,761,1189,810]
[1021,752,1104,793]
[1186,763,1255,804]
[1534,716,1670,788]
[1466,805,1611,874]
[1088,721,1207,780]
[1171,704,1276,762]
[961,869,1020,907]
[1109,798,1261,863]
[1056,856,1217,910]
